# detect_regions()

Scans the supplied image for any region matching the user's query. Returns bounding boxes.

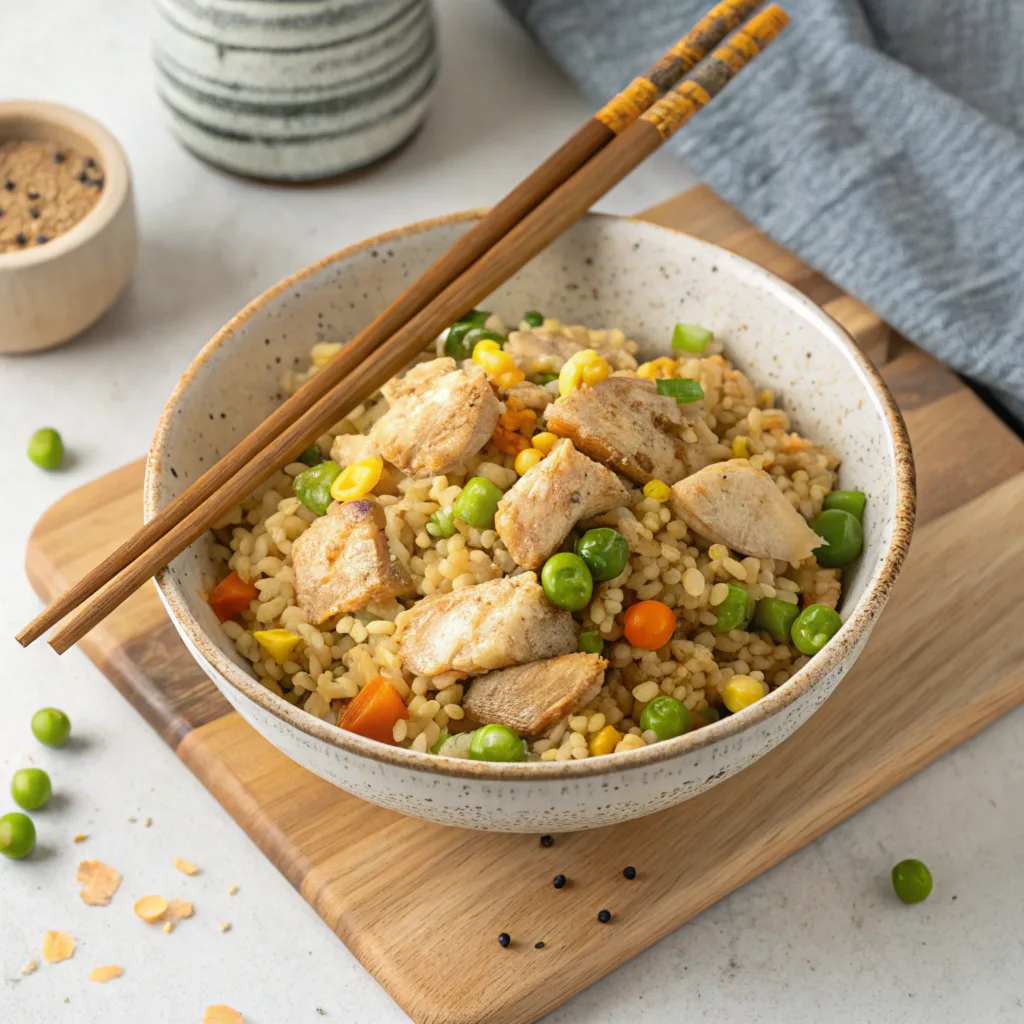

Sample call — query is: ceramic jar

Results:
[152,0,437,181]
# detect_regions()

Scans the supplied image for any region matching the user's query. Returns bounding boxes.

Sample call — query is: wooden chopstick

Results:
[17,0,763,651]
[46,4,789,656]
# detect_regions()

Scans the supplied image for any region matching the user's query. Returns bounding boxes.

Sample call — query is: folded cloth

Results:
[500,0,1024,423]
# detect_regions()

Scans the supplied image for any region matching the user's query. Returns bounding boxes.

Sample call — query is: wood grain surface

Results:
[24,187,1024,1024]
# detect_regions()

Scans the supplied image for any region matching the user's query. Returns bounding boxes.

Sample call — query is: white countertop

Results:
[1,1,1021,1021]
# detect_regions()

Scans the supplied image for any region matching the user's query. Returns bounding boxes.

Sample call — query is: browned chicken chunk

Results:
[670,459,824,563]
[371,358,501,478]
[504,380,553,412]
[291,499,415,624]
[396,572,576,677]
[504,331,637,374]
[546,376,701,485]
[495,439,630,570]
[462,653,607,736]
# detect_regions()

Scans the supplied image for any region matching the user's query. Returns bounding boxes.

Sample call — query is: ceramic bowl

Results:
[0,100,137,354]
[147,211,915,832]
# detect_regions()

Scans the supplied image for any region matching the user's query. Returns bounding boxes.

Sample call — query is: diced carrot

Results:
[208,572,259,622]
[340,676,409,744]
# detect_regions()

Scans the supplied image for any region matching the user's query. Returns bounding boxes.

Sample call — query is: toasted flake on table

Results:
[76,859,122,906]
[173,856,199,876]
[134,894,170,922]
[228,885,239,896]
[203,1007,244,1024]
[163,921,174,934]
[88,964,123,983]
[41,931,75,964]
[20,958,38,976]
[143,817,152,827]
[72,832,88,843]
[219,921,232,933]
[168,898,194,920]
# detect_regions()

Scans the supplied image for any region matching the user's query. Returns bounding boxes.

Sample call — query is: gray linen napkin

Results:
[500,0,1024,423]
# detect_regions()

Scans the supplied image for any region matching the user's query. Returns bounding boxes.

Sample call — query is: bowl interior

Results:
[149,212,905,759]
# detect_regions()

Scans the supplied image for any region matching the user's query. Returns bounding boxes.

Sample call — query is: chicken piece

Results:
[371,358,501,478]
[504,331,637,375]
[504,380,553,412]
[546,376,701,485]
[495,439,630,570]
[397,572,576,677]
[670,459,825,563]
[462,653,607,736]
[329,433,379,467]
[291,499,416,624]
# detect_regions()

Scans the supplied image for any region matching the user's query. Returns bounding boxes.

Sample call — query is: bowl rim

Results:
[0,99,131,270]
[148,208,916,781]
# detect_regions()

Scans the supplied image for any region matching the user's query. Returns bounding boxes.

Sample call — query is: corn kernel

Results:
[558,359,584,397]
[330,456,383,501]
[636,361,657,380]
[580,356,611,386]
[472,339,502,365]
[531,431,558,455]
[732,436,750,459]
[721,675,769,713]
[589,724,623,757]
[497,368,526,389]
[252,629,301,665]
[643,479,672,503]
[515,447,544,476]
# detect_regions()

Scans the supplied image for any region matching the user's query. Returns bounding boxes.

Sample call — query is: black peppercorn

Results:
[53,151,66,164]
[623,866,637,880]
[4,180,15,191]
[540,835,554,847]
[497,933,511,948]
[15,232,27,246]
[552,874,566,889]
[29,208,40,219]
[534,941,545,949]
[597,909,612,923]
[27,190,39,200]
[36,235,49,245]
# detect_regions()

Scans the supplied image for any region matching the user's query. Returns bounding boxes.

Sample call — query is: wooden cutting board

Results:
[25,187,1024,1024]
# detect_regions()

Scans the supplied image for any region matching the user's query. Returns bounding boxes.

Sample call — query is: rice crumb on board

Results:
[219,921,232,933]
[228,884,239,896]
[203,1007,244,1024]
[163,921,174,934]
[88,965,123,983]
[76,859,122,906]
[41,931,75,964]
[144,817,152,828]
[174,856,199,876]
[134,895,170,923]
[20,959,38,976]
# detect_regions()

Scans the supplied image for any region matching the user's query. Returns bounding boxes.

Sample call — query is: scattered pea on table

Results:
[31,707,71,747]
[27,427,64,470]
[11,768,52,811]
[0,812,35,859]
[891,859,933,904]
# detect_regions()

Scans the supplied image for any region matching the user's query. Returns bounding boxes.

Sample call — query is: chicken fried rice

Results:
[207,310,863,763]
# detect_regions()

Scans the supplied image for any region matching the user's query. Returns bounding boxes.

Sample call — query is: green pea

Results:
[541,553,593,611]
[0,812,36,860]
[297,442,325,467]
[522,311,544,328]
[891,859,933,904]
[430,728,451,755]
[426,507,456,538]
[691,705,720,729]
[640,695,690,741]
[671,322,714,353]
[468,724,527,763]
[810,508,863,567]
[444,323,504,361]
[578,630,604,655]
[714,583,754,633]
[534,373,558,386]
[791,603,843,656]
[753,597,800,644]
[28,427,64,470]
[823,489,866,521]
[656,378,704,404]
[31,707,71,747]
[293,460,343,517]
[459,309,492,327]
[452,477,504,529]
[11,768,52,811]
[574,528,630,582]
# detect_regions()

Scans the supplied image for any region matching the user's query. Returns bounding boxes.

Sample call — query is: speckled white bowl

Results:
[147,211,914,832]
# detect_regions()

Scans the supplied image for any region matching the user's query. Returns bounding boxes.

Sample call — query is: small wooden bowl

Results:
[0,101,138,354]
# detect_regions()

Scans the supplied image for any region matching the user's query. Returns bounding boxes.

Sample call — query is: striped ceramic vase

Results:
[152,0,437,181]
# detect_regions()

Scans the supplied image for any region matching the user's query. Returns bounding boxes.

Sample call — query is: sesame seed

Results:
[77,171,88,183]
[15,233,27,245]
[597,909,612,923]
[36,235,49,245]
[534,941,545,949]
[4,181,14,191]
[27,190,39,200]
[497,933,510,948]
[54,152,66,164]
[623,866,637,880]
[29,208,40,219]
[552,874,566,889]
[540,835,554,847]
